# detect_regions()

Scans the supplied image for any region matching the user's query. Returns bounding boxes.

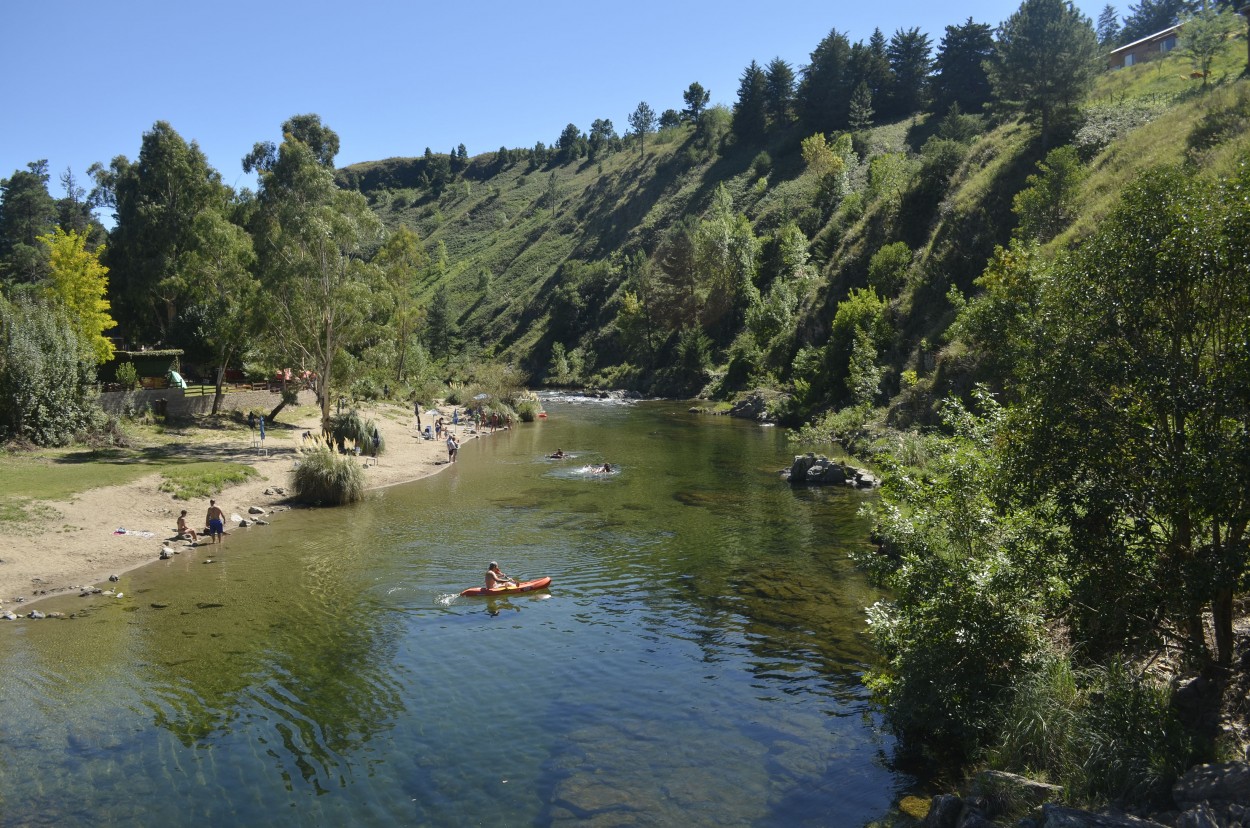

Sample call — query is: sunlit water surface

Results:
[0,397,910,826]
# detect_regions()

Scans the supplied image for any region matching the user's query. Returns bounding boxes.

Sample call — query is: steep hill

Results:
[337,35,1250,419]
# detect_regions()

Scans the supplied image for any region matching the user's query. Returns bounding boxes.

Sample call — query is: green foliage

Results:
[1179,9,1240,87]
[514,397,543,422]
[94,121,228,343]
[867,153,914,211]
[1005,164,1250,664]
[750,151,772,179]
[158,462,259,500]
[0,161,58,284]
[1012,145,1087,241]
[932,20,996,115]
[676,326,712,384]
[988,0,1101,145]
[627,101,657,155]
[0,294,103,446]
[38,227,116,363]
[993,657,1196,806]
[847,329,883,406]
[860,395,1056,757]
[291,446,365,506]
[252,119,383,427]
[733,61,770,142]
[948,240,1047,389]
[867,241,912,295]
[328,409,383,455]
[1074,95,1172,159]
[823,287,890,403]
[114,361,139,390]
[1187,84,1250,159]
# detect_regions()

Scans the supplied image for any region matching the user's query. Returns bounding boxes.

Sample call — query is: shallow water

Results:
[0,397,909,826]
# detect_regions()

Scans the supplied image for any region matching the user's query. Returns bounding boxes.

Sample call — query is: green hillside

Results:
[336,31,1250,426]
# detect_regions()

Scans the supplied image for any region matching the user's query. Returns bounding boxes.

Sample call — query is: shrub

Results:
[0,295,104,446]
[115,362,139,390]
[328,409,383,456]
[1075,96,1170,159]
[751,151,772,178]
[992,657,1197,807]
[515,398,543,422]
[868,242,913,296]
[291,446,365,505]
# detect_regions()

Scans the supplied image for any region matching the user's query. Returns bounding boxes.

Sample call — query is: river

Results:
[0,396,911,826]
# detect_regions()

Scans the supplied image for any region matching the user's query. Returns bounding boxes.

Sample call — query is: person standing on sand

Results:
[446,432,459,463]
[205,499,226,544]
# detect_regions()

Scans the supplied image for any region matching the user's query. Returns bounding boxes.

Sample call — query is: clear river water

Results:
[0,396,912,826]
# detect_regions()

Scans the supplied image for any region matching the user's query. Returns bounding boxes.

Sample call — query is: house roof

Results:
[1108,23,1183,56]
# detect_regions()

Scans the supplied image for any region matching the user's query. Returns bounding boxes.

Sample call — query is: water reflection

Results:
[0,397,907,826]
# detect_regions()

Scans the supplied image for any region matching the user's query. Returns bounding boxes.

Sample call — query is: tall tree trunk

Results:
[210,342,236,416]
[1213,587,1234,666]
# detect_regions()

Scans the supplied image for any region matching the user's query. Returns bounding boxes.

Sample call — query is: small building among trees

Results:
[1107,24,1181,68]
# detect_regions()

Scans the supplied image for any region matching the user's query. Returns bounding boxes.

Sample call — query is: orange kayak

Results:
[459,576,552,597]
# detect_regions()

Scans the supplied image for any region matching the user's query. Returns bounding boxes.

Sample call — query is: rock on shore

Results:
[781,453,879,488]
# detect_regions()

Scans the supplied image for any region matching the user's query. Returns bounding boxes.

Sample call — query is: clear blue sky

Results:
[2,0,1103,202]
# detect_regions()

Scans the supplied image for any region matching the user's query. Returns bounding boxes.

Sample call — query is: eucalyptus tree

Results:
[92,121,227,342]
[248,118,384,428]
[374,225,429,383]
[178,207,260,414]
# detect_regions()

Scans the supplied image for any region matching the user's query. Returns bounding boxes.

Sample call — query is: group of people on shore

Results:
[174,500,228,545]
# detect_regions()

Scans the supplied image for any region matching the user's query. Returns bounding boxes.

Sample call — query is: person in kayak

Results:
[485,561,517,590]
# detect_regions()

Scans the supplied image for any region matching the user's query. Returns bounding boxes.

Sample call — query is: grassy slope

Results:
[338,33,1249,401]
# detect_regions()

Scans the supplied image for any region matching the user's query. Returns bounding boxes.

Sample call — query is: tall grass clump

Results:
[514,397,543,422]
[991,656,1198,807]
[328,409,384,455]
[291,445,365,505]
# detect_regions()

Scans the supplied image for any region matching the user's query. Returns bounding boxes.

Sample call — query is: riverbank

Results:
[0,401,482,611]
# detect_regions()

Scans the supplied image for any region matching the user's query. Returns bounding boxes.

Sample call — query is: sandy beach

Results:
[1,402,485,610]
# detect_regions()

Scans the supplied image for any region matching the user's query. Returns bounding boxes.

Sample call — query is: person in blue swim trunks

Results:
[205,499,227,544]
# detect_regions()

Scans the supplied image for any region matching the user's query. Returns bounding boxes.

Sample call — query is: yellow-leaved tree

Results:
[38,227,116,364]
